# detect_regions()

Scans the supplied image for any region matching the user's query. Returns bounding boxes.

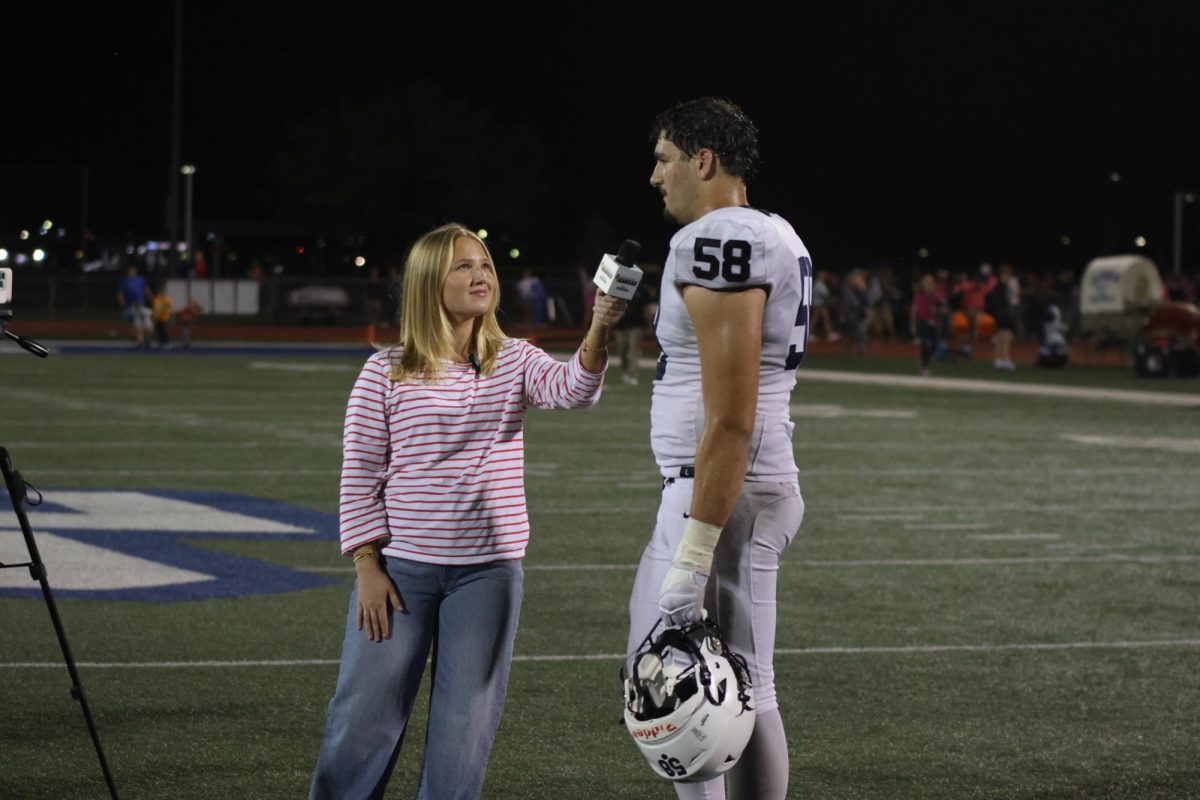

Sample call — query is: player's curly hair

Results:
[651,97,761,182]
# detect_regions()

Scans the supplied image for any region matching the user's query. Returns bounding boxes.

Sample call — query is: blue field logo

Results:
[0,490,342,602]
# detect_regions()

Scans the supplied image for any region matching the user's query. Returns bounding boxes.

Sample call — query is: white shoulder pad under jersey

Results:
[651,206,813,481]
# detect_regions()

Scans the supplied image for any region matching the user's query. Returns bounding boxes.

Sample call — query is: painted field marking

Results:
[799,369,1200,407]
[904,523,989,530]
[969,533,1061,542]
[0,533,213,591]
[1063,434,1200,454]
[0,441,339,449]
[789,404,918,419]
[249,361,359,372]
[302,553,1200,574]
[6,639,1200,670]
[799,554,1200,567]
[18,469,335,476]
[840,515,921,522]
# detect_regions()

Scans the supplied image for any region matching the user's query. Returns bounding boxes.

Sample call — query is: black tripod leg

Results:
[1,447,120,800]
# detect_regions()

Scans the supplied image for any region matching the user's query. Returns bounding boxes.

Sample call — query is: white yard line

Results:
[799,554,1200,567]
[22,469,335,476]
[799,369,1200,407]
[904,523,990,530]
[969,533,1061,541]
[1063,434,1200,454]
[5,639,1200,669]
[301,553,1200,573]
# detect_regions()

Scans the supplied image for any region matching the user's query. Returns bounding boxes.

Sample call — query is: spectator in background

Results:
[949,270,984,359]
[811,270,839,341]
[177,300,201,349]
[1001,263,1023,339]
[516,268,540,324]
[867,267,897,341]
[529,271,548,326]
[151,284,174,349]
[615,282,654,385]
[911,273,942,375]
[117,264,153,348]
[985,264,1016,370]
[1038,299,1070,367]
[933,268,951,360]
[840,267,870,355]
[193,250,209,279]
[1054,269,1080,339]
[1165,273,1190,302]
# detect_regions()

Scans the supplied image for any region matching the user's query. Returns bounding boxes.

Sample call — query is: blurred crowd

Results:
[812,263,1198,372]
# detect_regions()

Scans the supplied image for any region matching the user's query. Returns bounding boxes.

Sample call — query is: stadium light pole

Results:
[181,164,196,279]
[1173,190,1196,276]
[166,0,183,267]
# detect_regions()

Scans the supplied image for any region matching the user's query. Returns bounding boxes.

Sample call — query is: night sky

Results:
[4,3,1199,274]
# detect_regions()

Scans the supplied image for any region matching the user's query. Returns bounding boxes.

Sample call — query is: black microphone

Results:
[468,352,481,374]
[617,239,641,266]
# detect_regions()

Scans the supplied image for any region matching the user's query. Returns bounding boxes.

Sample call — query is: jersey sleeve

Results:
[672,217,770,292]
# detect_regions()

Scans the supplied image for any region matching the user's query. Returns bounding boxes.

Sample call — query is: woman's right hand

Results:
[355,559,404,642]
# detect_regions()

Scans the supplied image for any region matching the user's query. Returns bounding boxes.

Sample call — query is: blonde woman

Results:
[310,223,625,799]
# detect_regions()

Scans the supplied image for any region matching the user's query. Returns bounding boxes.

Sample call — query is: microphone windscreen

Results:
[616,240,641,267]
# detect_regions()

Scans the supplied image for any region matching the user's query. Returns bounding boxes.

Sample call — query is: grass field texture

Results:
[1,347,1198,799]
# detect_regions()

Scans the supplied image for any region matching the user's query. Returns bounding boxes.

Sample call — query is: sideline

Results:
[798,369,1200,407]
[5,638,1200,669]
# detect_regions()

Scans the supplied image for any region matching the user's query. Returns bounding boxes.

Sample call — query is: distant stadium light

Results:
[32,249,46,262]
[1109,172,1121,183]
[19,230,29,240]
[354,256,366,267]
[1134,236,1147,247]
[477,228,489,240]
[917,247,930,259]
[74,249,85,260]
[508,248,520,259]
[1060,235,1071,246]
[181,163,196,175]
[0,249,7,262]
[41,219,53,231]
[15,253,28,265]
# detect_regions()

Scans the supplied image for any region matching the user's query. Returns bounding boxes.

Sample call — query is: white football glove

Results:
[658,564,708,627]
[657,518,722,628]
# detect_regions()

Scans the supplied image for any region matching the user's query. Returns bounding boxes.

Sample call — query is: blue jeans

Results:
[309,557,524,800]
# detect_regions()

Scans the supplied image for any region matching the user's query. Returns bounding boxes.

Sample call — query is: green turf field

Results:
[1,348,1198,799]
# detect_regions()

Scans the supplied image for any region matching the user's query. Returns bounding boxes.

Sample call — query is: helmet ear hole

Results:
[714,678,728,705]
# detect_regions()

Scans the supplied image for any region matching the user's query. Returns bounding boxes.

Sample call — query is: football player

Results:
[627,97,811,800]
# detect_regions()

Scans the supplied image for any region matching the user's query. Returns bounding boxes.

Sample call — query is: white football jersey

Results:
[651,205,812,481]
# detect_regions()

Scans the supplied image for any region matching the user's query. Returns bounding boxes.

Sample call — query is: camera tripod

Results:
[1,312,119,799]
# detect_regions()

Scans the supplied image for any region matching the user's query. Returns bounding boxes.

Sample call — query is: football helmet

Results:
[621,618,755,783]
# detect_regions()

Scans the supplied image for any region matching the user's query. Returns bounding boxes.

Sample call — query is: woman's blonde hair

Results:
[389,223,506,382]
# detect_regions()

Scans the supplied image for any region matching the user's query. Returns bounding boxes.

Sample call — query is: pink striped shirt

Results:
[338,338,605,565]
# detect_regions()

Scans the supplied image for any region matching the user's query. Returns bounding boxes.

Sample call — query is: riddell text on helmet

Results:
[630,723,679,741]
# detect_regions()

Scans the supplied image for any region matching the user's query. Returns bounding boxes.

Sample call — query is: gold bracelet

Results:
[351,545,378,563]
[581,341,608,353]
